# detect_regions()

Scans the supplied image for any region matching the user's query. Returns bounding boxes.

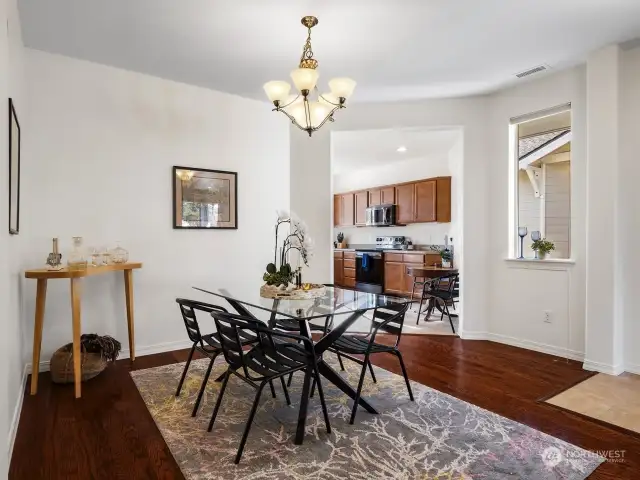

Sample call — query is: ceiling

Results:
[332,128,461,174]
[19,0,640,102]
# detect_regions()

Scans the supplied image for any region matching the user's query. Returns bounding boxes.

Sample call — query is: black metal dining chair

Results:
[208,311,331,464]
[175,298,257,417]
[423,272,459,334]
[328,302,414,424]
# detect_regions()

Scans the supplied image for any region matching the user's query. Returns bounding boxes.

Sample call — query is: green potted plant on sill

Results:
[531,238,555,260]
[439,248,453,268]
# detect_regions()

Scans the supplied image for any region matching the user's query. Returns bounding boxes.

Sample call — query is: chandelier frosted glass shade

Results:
[263,16,356,137]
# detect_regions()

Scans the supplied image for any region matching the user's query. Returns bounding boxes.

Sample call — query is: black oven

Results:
[355,251,384,294]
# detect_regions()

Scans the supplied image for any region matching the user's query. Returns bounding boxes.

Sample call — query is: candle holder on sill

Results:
[46,237,63,271]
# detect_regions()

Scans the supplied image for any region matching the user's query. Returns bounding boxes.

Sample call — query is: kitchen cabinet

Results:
[333,176,451,226]
[381,187,395,205]
[341,193,355,226]
[333,252,344,286]
[395,183,415,224]
[414,180,437,223]
[354,191,368,225]
[368,189,381,207]
[384,261,405,294]
[384,252,443,296]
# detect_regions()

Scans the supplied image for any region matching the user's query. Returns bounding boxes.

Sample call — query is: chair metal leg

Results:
[175,343,196,396]
[367,360,377,383]
[235,382,266,464]
[416,294,425,325]
[337,352,345,371]
[313,373,331,434]
[349,354,370,425]
[395,351,414,401]
[192,353,217,417]
[440,303,445,321]
[214,371,226,382]
[445,302,456,334]
[269,380,277,398]
[310,377,316,398]
[279,376,291,405]
[207,369,231,432]
[294,370,313,445]
[287,372,294,387]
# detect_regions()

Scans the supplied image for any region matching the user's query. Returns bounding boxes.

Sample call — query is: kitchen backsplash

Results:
[333,223,454,247]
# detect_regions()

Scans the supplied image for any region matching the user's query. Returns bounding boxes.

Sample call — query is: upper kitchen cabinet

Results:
[354,191,368,225]
[381,187,395,205]
[340,193,355,226]
[368,189,381,207]
[395,183,415,224]
[414,180,437,223]
[368,187,393,206]
[333,176,451,226]
[435,176,452,223]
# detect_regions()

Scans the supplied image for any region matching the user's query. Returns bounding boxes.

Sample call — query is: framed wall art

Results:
[9,98,20,235]
[173,166,238,229]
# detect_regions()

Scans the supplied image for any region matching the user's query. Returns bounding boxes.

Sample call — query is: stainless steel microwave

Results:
[365,204,397,227]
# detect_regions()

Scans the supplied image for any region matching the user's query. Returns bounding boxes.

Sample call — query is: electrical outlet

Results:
[544,311,552,323]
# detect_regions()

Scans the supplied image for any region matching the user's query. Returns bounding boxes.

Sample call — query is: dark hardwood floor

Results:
[10,335,639,479]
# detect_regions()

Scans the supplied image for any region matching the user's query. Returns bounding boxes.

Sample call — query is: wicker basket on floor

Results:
[49,334,121,384]
[50,344,107,383]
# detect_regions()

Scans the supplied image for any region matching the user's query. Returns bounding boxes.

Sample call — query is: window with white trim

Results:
[511,104,572,259]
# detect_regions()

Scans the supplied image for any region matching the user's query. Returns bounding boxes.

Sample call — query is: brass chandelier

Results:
[263,16,356,137]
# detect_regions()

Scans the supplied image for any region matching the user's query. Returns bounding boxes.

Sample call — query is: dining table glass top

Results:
[193,285,409,320]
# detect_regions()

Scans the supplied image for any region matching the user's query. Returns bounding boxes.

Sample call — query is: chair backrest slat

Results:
[372,303,409,338]
[176,298,228,348]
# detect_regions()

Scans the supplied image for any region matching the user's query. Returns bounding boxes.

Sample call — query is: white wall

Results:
[488,66,587,360]
[290,128,331,283]
[332,150,459,247]
[21,50,290,361]
[620,45,640,374]
[1,0,25,471]
[292,97,490,336]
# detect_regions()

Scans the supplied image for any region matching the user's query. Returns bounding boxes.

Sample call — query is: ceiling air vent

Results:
[515,65,549,79]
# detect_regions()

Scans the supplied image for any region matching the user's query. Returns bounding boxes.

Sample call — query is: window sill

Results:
[504,257,575,270]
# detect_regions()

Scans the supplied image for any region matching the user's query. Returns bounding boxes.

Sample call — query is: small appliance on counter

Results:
[365,204,397,227]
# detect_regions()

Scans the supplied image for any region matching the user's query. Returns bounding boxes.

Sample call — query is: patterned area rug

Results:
[131,355,603,479]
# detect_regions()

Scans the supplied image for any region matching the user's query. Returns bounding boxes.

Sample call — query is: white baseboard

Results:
[583,359,625,376]
[484,332,585,362]
[8,364,28,465]
[458,330,488,340]
[624,362,640,375]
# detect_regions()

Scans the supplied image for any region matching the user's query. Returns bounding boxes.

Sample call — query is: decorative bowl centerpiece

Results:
[261,211,318,299]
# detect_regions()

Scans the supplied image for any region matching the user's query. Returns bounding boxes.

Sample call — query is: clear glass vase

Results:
[67,236,88,271]
[110,242,129,264]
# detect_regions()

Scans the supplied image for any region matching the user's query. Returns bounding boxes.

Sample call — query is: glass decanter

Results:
[110,242,129,264]
[67,236,88,271]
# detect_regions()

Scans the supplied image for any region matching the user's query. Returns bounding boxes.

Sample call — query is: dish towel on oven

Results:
[362,253,370,271]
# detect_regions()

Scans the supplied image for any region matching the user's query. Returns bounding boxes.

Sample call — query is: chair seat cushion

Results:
[332,335,394,355]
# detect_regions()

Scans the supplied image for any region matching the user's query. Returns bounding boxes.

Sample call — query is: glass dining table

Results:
[193,285,409,444]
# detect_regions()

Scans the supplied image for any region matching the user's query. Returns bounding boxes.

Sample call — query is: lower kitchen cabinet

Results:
[333,255,343,286]
[384,261,405,294]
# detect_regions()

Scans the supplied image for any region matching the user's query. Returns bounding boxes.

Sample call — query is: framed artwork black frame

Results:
[8,98,20,235]
[172,166,238,230]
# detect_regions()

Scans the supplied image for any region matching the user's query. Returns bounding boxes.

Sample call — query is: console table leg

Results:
[124,269,135,361]
[70,278,82,398]
[30,279,48,395]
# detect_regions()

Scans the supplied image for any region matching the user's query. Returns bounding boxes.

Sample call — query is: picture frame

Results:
[172,166,238,230]
[9,98,20,235]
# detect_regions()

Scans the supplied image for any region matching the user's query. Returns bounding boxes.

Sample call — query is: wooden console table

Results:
[25,262,142,398]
